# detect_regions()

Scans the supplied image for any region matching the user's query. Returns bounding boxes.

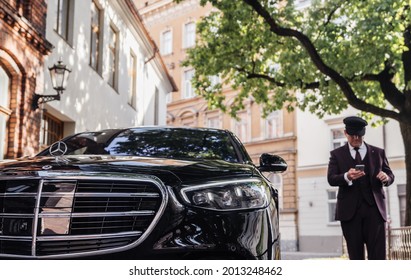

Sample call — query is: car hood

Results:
[0,155,256,186]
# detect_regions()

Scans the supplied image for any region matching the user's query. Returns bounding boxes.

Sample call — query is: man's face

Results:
[344,130,363,148]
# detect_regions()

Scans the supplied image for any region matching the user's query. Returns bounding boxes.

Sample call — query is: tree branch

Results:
[235,66,324,89]
[378,62,406,110]
[243,0,402,122]
[323,2,342,27]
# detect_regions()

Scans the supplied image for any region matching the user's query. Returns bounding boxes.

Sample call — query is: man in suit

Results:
[327,116,394,260]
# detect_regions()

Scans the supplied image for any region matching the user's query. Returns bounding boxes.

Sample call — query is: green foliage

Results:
[181,0,410,119]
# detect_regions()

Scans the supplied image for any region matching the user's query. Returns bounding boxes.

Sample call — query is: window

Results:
[180,113,196,127]
[108,24,119,89]
[206,116,221,129]
[183,69,195,99]
[265,173,283,210]
[234,111,249,142]
[207,75,221,91]
[16,0,32,19]
[265,111,283,139]
[90,1,102,72]
[331,128,347,149]
[129,51,137,108]
[160,30,172,55]
[398,184,406,226]
[0,66,11,159]
[327,188,338,223]
[54,0,71,40]
[40,113,64,150]
[183,22,196,48]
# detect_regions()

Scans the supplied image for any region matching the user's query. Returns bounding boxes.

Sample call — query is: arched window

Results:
[0,66,11,159]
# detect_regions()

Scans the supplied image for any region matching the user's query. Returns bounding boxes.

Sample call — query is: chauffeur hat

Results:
[343,116,368,136]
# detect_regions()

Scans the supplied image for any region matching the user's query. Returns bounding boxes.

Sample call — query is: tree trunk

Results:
[399,121,411,226]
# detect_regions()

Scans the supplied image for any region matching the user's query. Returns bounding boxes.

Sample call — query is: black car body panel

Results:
[0,127,285,259]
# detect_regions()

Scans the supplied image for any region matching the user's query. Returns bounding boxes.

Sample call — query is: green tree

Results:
[180,0,411,225]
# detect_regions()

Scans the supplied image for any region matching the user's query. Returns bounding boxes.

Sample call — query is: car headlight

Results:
[180,178,269,211]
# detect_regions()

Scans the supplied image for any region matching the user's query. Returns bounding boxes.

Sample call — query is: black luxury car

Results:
[0,127,287,259]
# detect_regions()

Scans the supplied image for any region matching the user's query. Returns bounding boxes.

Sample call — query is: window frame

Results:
[233,111,250,143]
[397,184,406,227]
[330,126,347,150]
[160,29,173,55]
[265,173,283,210]
[54,0,73,43]
[182,69,195,99]
[205,112,221,129]
[40,112,64,151]
[89,0,103,73]
[183,21,196,49]
[0,66,11,159]
[128,51,137,108]
[264,110,283,139]
[327,188,339,225]
[107,23,119,90]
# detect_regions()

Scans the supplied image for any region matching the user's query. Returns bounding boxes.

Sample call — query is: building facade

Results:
[0,0,52,159]
[36,0,176,153]
[1,0,176,158]
[137,0,299,251]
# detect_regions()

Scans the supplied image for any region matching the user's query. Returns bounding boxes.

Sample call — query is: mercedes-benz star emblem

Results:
[49,141,68,157]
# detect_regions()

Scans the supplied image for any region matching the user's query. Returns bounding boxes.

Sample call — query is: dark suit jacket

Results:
[327,142,394,221]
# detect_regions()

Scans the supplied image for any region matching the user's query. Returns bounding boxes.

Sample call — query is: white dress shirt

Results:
[349,143,366,161]
[344,143,367,185]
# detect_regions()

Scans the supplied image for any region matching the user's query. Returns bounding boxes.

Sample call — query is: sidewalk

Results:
[281,251,346,260]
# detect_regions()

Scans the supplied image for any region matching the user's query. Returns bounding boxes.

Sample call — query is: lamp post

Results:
[32,59,71,110]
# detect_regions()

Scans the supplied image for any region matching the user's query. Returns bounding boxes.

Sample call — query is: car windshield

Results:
[42,128,242,163]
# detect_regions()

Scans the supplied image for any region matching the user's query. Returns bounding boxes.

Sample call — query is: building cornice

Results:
[138,0,174,15]
[0,1,53,55]
[138,0,199,25]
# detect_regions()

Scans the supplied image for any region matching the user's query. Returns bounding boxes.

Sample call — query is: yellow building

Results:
[137,0,299,251]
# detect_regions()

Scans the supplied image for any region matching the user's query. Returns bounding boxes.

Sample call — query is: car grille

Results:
[0,176,166,258]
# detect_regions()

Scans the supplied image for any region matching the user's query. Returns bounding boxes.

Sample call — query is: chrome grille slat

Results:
[37,231,142,241]
[37,211,155,218]
[74,192,160,197]
[0,176,167,258]
[36,237,136,256]
[0,235,32,241]
[0,214,35,217]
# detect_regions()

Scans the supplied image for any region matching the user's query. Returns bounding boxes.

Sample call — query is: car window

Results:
[43,128,242,163]
[105,128,240,163]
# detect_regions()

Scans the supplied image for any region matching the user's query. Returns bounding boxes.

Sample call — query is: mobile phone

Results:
[355,164,365,171]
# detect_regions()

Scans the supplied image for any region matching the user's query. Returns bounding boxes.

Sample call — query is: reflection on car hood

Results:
[0,155,255,184]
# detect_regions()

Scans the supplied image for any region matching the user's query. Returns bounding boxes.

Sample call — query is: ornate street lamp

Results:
[32,59,71,110]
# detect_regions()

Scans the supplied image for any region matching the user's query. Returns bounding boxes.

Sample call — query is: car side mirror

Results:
[258,153,287,173]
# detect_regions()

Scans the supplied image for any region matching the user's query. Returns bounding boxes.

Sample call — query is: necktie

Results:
[354,147,361,164]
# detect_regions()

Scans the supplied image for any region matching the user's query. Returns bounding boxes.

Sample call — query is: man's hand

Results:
[347,168,366,181]
[376,171,389,184]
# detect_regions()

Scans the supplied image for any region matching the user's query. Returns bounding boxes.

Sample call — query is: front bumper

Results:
[0,175,280,260]
[85,203,280,260]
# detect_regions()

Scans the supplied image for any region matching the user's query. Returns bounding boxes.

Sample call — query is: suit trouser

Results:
[340,200,386,260]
